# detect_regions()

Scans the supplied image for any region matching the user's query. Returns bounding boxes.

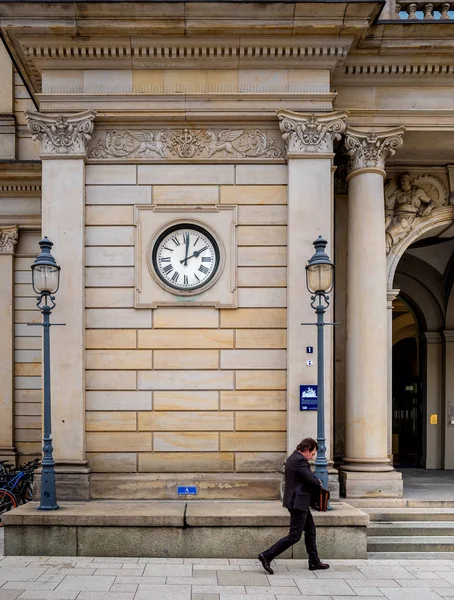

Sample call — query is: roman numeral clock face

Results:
[152,224,221,293]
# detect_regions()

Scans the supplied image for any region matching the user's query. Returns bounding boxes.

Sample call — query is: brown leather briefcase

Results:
[311,488,330,512]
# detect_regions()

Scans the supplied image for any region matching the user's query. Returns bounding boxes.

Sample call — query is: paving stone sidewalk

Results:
[2,529,454,600]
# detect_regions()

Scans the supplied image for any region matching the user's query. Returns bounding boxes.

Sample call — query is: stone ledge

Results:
[3,500,368,527]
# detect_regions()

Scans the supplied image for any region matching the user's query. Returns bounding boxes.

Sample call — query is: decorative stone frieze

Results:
[345,127,405,175]
[0,226,18,254]
[88,128,284,161]
[277,110,347,157]
[385,172,448,253]
[25,110,96,156]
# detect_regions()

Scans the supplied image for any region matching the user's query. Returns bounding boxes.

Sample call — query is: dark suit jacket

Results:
[282,450,322,511]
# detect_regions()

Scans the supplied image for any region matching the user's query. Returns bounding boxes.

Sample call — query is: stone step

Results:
[365,508,454,521]
[368,551,454,559]
[351,499,454,509]
[368,535,454,553]
[368,521,454,536]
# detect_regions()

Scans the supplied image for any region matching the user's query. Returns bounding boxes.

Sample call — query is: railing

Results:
[395,1,453,19]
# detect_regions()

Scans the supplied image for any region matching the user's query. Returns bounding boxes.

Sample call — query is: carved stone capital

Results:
[25,110,96,157]
[277,110,347,157]
[345,127,405,176]
[0,226,18,254]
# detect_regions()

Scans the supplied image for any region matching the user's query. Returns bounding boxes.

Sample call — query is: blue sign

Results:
[300,385,318,411]
[178,486,197,495]
[306,346,314,354]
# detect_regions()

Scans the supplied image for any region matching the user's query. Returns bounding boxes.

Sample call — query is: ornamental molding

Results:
[345,127,405,174]
[385,171,449,253]
[88,128,284,161]
[25,110,96,156]
[342,63,454,78]
[0,226,18,254]
[277,110,347,156]
[0,183,41,195]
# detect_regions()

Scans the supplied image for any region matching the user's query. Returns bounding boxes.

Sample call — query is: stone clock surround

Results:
[25,108,406,500]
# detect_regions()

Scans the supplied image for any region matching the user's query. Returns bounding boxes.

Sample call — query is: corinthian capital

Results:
[277,110,347,157]
[345,127,405,176]
[0,226,18,254]
[25,110,96,157]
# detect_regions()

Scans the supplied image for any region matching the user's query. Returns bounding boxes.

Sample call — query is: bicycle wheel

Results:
[0,489,18,526]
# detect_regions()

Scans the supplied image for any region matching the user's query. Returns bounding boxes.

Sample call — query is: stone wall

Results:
[14,231,42,462]
[84,162,288,489]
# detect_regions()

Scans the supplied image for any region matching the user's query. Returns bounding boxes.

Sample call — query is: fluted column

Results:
[26,110,96,500]
[340,127,405,498]
[0,227,18,462]
[278,111,347,486]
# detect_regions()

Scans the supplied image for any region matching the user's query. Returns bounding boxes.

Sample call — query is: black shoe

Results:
[309,561,330,571]
[258,553,274,575]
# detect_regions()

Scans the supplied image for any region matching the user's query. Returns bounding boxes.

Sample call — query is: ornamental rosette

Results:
[0,226,18,254]
[345,127,405,173]
[25,110,96,156]
[277,110,347,156]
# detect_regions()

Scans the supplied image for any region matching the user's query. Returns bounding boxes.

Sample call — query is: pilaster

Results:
[424,332,443,469]
[26,109,96,500]
[340,127,404,498]
[277,110,347,490]
[387,288,400,459]
[443,330,454,469]
[0,226,18,462]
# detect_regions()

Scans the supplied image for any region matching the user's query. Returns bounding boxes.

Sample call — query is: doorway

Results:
[392,298,423,467]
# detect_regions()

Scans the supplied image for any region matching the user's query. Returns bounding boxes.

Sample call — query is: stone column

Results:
[0,227,18,462]
[425,332,442,469]
[277,110,347,490]
[339,127,405,498]
[443,330,454,469]
[26,110,96,500]
[387,288,400,459]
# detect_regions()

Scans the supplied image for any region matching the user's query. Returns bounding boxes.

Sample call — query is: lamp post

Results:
[31,237,61,510]
[305,236,334,493]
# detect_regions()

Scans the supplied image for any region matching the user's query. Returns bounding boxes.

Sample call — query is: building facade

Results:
[0,0,453,502]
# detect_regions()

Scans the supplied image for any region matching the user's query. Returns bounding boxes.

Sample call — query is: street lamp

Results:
[305,236,334,493]
[31,237,61,510]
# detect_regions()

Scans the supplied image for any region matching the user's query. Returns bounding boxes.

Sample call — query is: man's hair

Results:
[296,437,318,453]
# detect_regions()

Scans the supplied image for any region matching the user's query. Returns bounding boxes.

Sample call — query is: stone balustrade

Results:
[396,0,453,19]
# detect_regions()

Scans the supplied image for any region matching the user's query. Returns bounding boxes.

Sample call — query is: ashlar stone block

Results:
[154,350,218,369]
[86,205,134,226]
[139,452,234,473]
[238,246,286,267]
[86,370,137,390]
[86,411,137,431]
[220,308,286,329]
[86,350,152,370]
[220,432,286,451]
[220,185,287,205]
[235,370,286,390]
[86,186,151,205]
[235,165,287,185]
[154,432,219,452]
[238,205,287,225]
[153,185,219,204]
[85,288,134,309]
[138,329,233,349]
[220,349,286,370]
[86,267,135,288]
[86,329,137,349]
[153,307,219,328]
[235,411,286,431]
[86,165,137,185]
[86,226,135,246]
[138,370,234,391]
[221,390,286,410]
[235,329,287,349]
[153,391,218,411]
[238,267,287,288]
[86,391,152,411]
[86,432,152,452]
[87,452,138,473]
[138,411,234,431]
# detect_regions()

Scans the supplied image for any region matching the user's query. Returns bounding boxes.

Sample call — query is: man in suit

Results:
[258,437,330,574]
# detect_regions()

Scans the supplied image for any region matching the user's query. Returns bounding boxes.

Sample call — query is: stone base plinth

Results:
[339,469,403,498]
[3,501,369,559]
[90,472,281,500]
[34,465,91,502]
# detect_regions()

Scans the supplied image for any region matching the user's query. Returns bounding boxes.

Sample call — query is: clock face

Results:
[152,224,221,292]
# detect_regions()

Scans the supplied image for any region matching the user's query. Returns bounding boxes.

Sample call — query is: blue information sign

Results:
[178,486,197,495]
[300,385,318,411]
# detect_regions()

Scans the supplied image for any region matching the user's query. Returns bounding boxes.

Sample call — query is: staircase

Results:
[358,502,454,558]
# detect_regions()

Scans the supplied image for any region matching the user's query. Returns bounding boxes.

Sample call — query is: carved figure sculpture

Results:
[385,172,446,252]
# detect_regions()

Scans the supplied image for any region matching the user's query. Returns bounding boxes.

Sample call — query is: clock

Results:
[151,222,222,293]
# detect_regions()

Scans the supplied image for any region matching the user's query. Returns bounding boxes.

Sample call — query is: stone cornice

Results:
[25,110,96,157]
[345,127,405,177]
[277,110,347,157]
[0,226,18,254]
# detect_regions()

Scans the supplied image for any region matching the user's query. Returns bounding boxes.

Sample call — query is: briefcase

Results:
[311,488,330,512]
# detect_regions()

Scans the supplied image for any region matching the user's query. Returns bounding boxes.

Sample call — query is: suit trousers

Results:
[263,508,318,563]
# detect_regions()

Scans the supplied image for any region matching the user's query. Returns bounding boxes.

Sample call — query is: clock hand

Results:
[183,233,190,266]
[180,246,208,264]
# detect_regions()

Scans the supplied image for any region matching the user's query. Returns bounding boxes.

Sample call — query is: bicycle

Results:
[0,458,40,526]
